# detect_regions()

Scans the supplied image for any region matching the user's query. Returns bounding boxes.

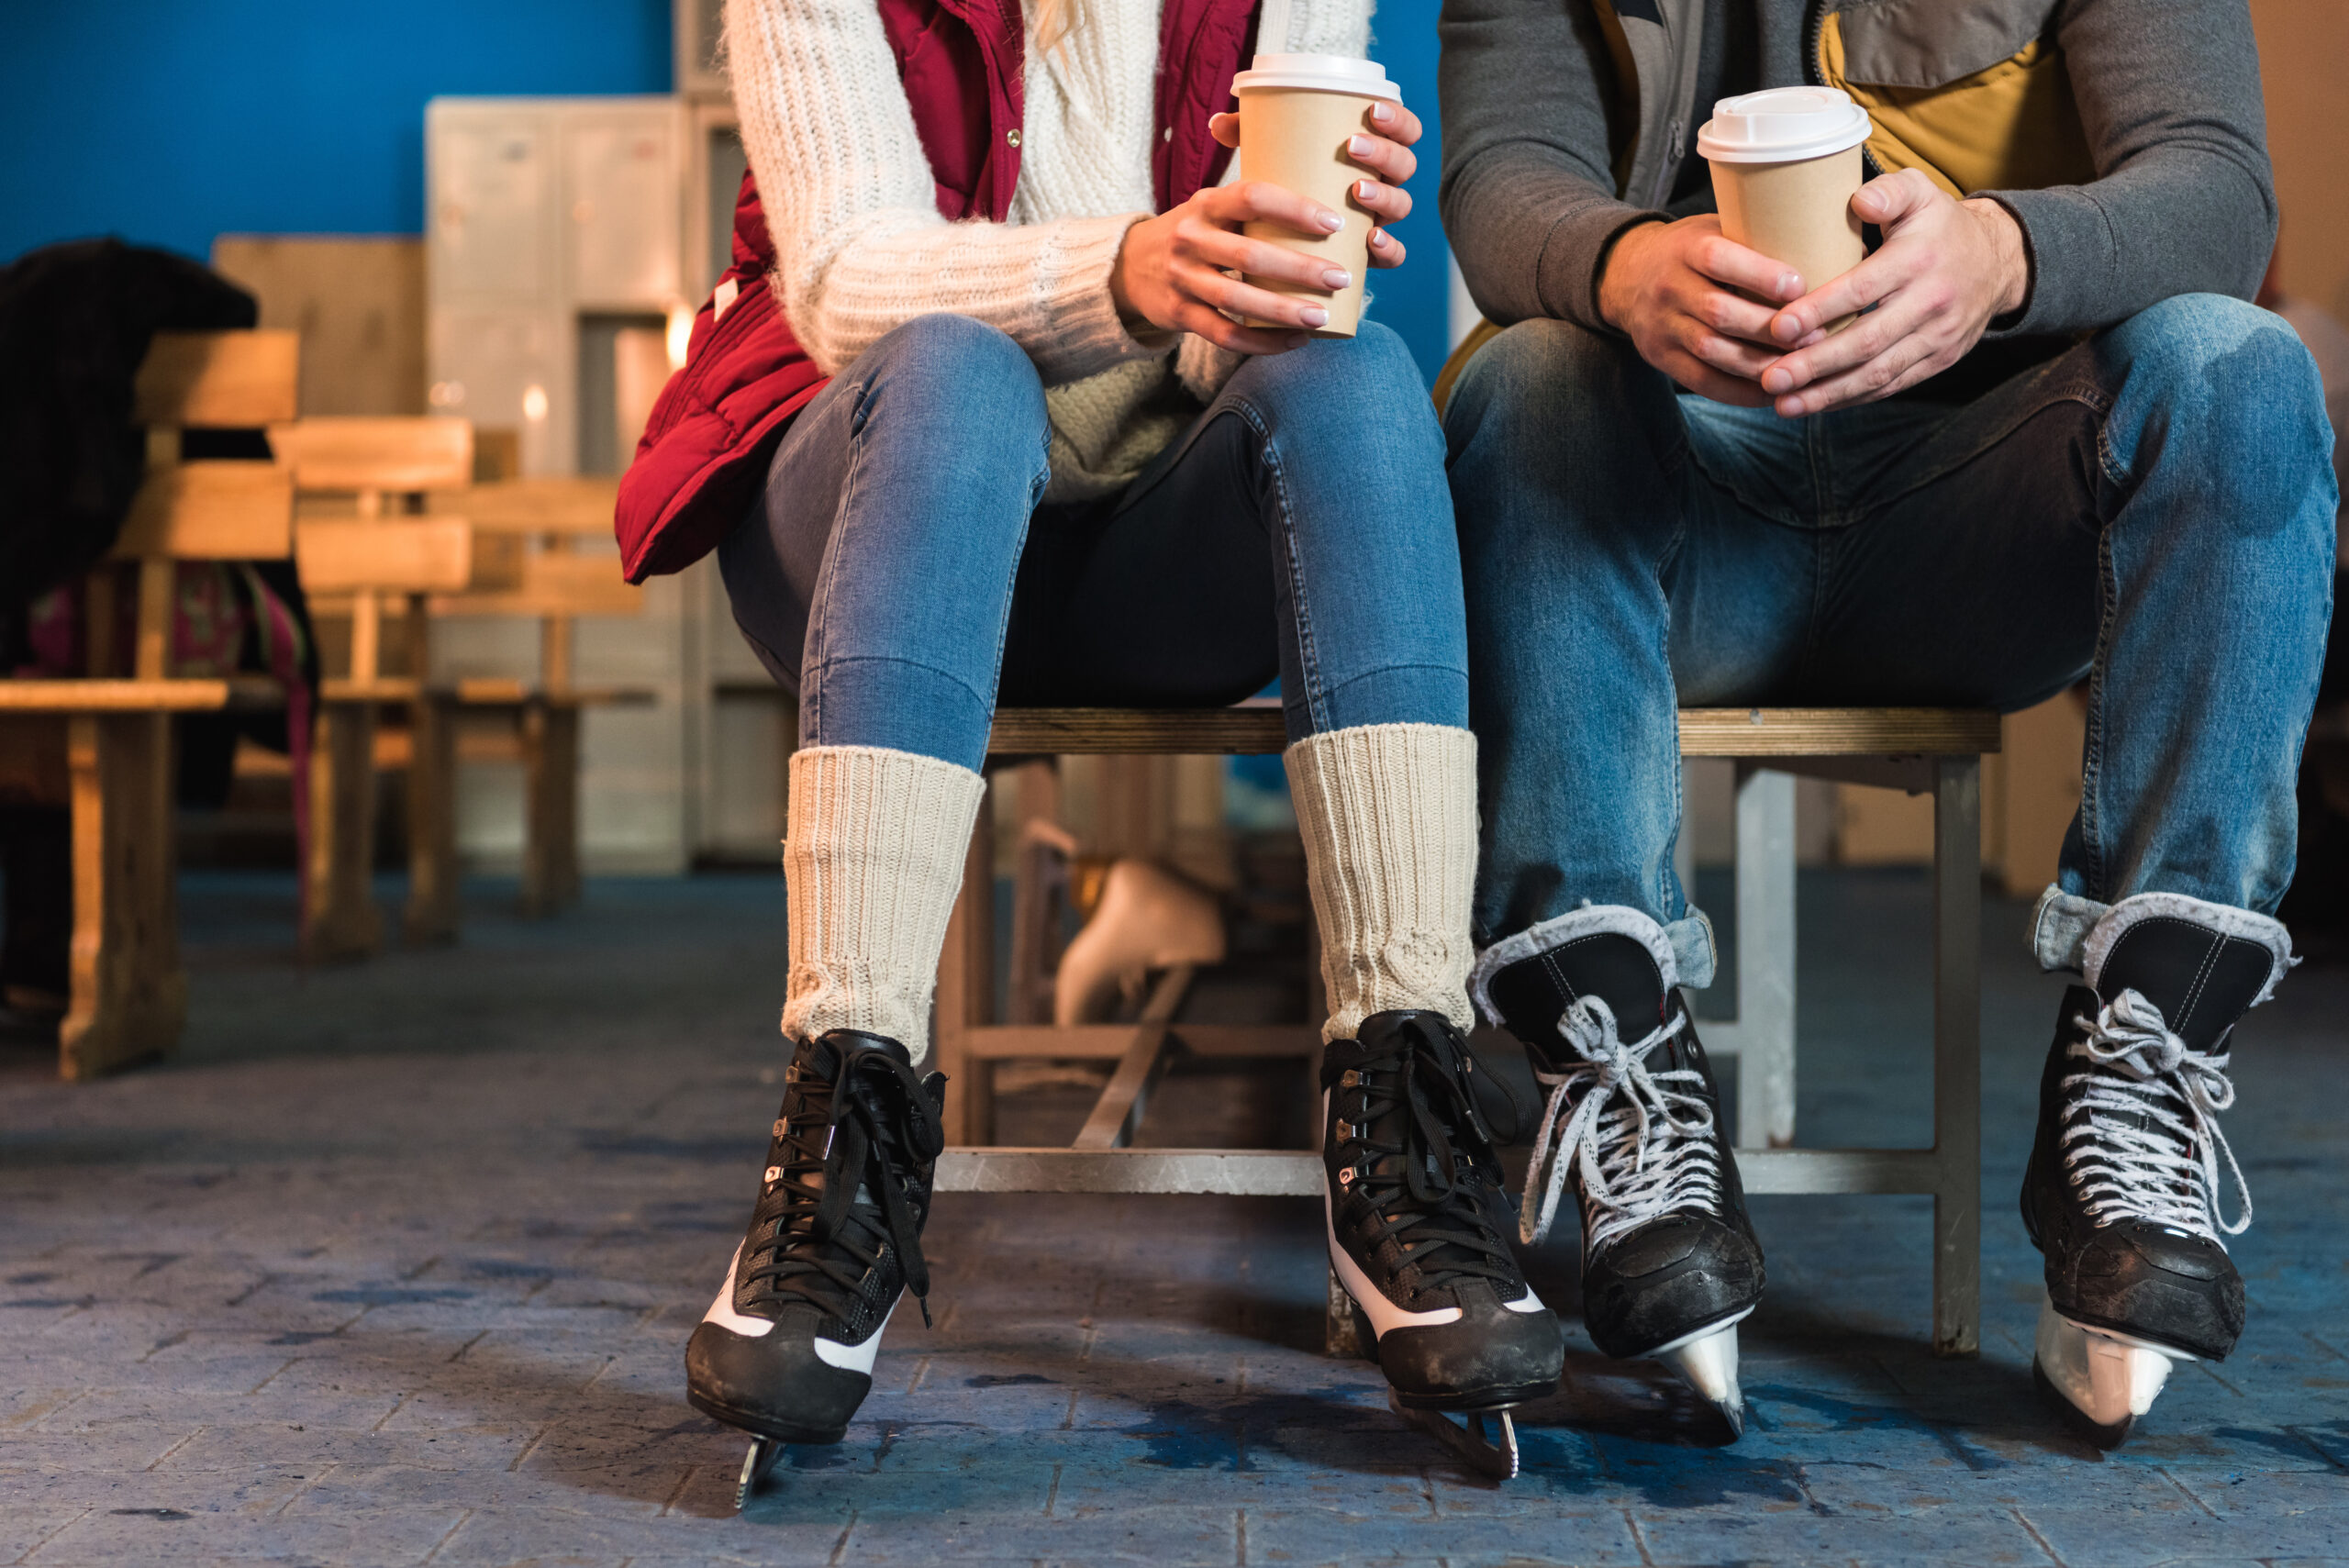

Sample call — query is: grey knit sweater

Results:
[1437,0,2279,342]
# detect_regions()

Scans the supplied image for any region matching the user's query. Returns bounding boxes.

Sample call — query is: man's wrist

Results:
[1965,198,2030,319]
[1595,217,1664,331]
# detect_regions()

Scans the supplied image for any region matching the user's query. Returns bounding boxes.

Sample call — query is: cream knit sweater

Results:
[726,0,1369,500]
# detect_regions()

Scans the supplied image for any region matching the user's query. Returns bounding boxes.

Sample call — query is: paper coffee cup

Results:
[1698,87,1872,330]
[1230,53,1401,339]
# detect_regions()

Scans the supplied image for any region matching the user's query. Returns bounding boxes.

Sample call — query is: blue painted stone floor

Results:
[3,867,2347,1565]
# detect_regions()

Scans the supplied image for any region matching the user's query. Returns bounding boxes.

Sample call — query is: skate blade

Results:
[1651,1314,1749,1440]
[2033,1295,2192,1451]
[735,1436,787,1509]
[1387,1389,1520,1482]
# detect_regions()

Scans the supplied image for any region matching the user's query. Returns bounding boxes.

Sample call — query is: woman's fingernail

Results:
[1356,180,1379,202]
[1322,268,1351,289]
[1763,368,1793,394]
[1371,102,1394,123]
[1349,135,1375,158]
[1368,228,1390,248]
[1301,306,1330,327]
[1319,210,1344,232]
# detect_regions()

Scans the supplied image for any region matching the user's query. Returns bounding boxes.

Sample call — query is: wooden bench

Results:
[933,704,1997,1358]
[273,417,477,957]
[0,330,299,1077]
[425,479,651,917]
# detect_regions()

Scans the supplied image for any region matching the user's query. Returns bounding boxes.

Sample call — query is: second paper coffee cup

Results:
[1231,53,1401,339]
[1698,87,1872,330]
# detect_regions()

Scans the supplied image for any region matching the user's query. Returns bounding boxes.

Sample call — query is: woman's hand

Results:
[1108,99,1421,355]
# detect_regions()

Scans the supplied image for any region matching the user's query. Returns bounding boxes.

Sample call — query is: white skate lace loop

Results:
[2064,987,2251,1240]
[1520,995,1722,1251]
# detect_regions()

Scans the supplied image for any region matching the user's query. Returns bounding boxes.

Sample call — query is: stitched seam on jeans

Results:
[978,439,1052,713]
[1231,399,1326,735]
[805,652,1001,721]
[801,374,878,745]
[2078,511,2121,902]
[1317,663,1468,716]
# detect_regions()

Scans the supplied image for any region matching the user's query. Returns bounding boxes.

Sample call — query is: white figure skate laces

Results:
[1520,995,1722,1252]
[2061,987,2251,1244]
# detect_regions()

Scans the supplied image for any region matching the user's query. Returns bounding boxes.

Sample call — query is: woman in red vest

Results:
[666,0,1562,1486]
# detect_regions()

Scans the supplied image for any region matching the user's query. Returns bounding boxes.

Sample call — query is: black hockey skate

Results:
[2021,892,2290,1449]
[1324,1010,1564,1480]
[1475,906,1764,1437]
[685,1029,945,1507]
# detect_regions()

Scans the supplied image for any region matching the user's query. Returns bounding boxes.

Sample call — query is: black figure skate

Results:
[1323,1010,1564,1479]
[685,1029,945,1506]
[2021,892,2291,1448]
[1475,906,1764,1437]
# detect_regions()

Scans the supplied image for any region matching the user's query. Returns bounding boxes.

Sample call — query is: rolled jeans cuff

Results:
[1667,907,1718,990]
[2030,885,2108,973]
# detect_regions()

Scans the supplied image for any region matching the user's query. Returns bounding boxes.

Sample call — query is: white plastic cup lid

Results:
[1697,86,1870,163]
[1232,52,1401,99]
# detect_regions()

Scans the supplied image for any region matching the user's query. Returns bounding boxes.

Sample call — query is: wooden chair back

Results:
[273,417,477,685]
[96,330,301,681]
[429,478,639,694]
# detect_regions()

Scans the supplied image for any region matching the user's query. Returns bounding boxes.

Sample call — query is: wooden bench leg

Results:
[59,713,184,1079]
[304,699,383,962]
[402,695,460,945]
[935,782,996,1145]
[1931,755,1984,1357]
[1733,766,1798,1150]
[520,702,581,918]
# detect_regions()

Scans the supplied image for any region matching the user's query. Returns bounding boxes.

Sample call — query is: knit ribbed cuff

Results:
[1285,723,1480,1041]
[1028,212,1170,386]
[780,745,985,1064]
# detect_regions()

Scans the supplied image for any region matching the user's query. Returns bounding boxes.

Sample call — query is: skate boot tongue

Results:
[2087,900,2288,1052]
[1481,929,1674,1076]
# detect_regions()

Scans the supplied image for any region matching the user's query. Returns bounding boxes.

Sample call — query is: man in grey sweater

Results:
[1440,0,2336,1449]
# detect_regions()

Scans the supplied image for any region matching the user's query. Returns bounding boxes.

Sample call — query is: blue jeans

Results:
[720,314,1466,769]
[1446,294,2337,970]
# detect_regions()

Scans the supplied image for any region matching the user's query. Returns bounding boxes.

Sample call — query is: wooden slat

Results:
[319,676,423,704]
[296,518,473,594]
[433,551,640,617]
[985,706,2002,759]
[272,417,473,493]
[1679,706,2001,757]
[112,463,295,561]
[0,678,284,714]
[431,478,619,535]
[447,680,656,708]
[133,330,300,428]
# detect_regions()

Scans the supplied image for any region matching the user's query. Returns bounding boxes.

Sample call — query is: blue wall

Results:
[1366,0,1453,383]
[0,1,674,264]
[0,1,1453,379]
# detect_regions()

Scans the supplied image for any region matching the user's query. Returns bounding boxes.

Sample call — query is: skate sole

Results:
[687,1388,849,1449]
[1388,1391,1521,1482]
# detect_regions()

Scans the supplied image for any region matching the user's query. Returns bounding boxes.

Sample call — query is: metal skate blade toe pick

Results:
[735,1437,787,1508]
[1389,1391,1520,1481]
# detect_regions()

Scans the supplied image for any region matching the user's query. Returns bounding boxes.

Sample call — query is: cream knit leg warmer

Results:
[781,744,987,1064]
[1284,723,1479,1042]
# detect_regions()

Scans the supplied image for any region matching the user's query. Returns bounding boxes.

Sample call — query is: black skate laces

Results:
[741,1039,946,1328]
[2063,987,2250,1242]
[1522,995,1723,1251]
[1333,1018,1521,1303]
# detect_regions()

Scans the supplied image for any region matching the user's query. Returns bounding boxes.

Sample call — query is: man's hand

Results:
[1108,100,1422,356]
[1598,215,1810,406]
[1758,170,2030,417]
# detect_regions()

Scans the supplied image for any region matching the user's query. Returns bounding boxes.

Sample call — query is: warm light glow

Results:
[666,304,694,371]
[521,384,550,423]
[429,380,465,407]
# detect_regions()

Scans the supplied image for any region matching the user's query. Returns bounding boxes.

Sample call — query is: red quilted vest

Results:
[616,0,1262,582]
